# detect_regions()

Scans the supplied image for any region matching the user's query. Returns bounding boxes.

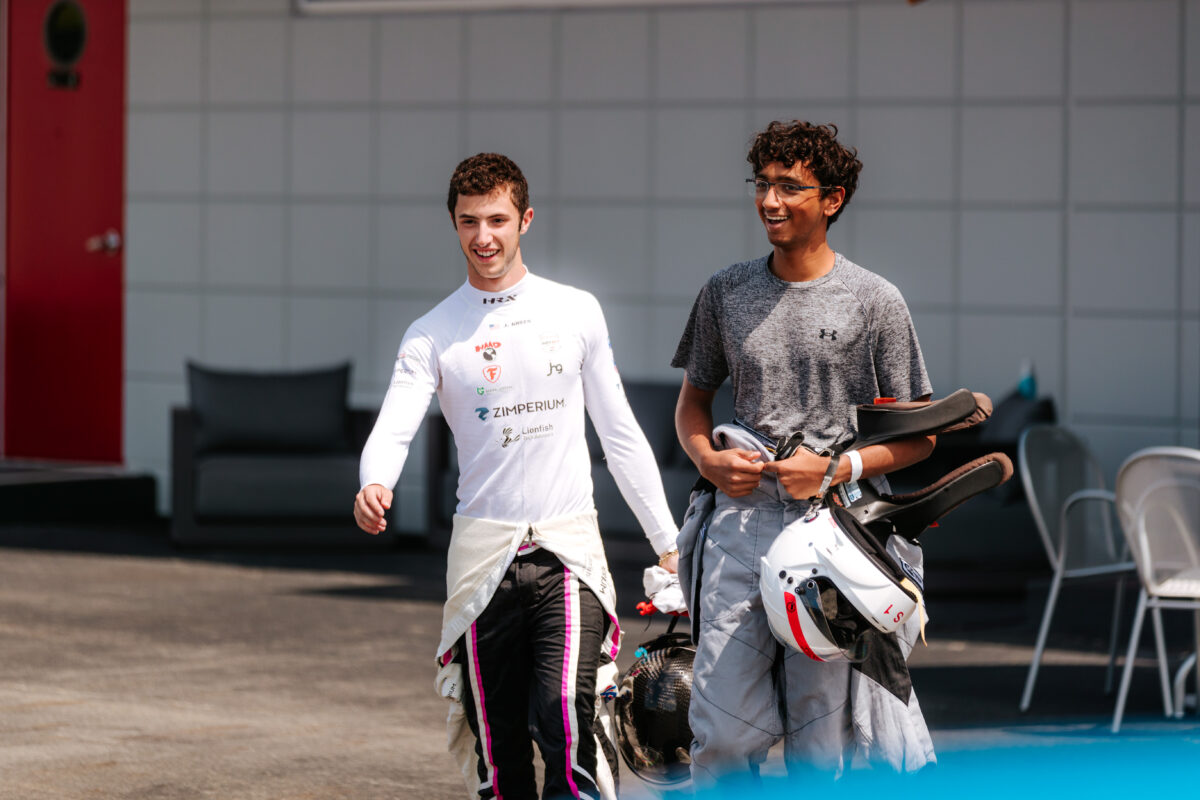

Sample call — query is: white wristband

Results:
[847,450,863,483]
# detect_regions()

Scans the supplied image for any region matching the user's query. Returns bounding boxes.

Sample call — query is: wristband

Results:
[658,548,679,567]
[846,450,863,483]
[816,453,840,498]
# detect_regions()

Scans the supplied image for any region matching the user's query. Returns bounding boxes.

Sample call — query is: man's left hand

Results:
[760,449,833,499]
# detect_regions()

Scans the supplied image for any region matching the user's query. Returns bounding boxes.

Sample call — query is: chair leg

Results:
[1173,653,1196,720]
[1104,575,1127,694]
[1021,566,1066,712]
[1112,588,1148,733]
[1150,604,1173,718]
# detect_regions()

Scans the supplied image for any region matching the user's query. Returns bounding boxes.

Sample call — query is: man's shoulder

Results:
[706,256,769,295]
[831,254,907,304]
[407,286,470,339]
[527,273,603,315]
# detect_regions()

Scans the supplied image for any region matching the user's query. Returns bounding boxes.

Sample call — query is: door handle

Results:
[85,229,122,255]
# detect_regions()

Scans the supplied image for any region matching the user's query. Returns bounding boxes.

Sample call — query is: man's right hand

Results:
[354,484,393,534]
[699,448,764,498]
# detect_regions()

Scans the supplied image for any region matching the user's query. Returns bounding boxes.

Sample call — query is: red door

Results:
[3,0,126,462]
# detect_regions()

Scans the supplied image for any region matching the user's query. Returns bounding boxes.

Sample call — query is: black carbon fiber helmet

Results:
[613,630,695,786]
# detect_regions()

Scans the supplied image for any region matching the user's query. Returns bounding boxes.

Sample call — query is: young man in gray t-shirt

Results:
[671,121,937,780]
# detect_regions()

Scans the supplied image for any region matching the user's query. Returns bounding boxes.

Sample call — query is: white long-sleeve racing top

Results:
[360,270,678,556]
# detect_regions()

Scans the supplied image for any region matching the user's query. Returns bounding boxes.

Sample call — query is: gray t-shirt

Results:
[671,253,932,449]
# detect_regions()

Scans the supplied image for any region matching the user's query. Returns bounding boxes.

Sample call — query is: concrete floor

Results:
[1,521,1197,799]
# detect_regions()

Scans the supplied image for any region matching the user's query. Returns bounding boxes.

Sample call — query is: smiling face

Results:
[453,186,534,292]
[754,161,844,254]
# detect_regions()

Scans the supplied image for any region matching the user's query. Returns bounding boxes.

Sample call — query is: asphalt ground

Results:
[1,521,1198,799]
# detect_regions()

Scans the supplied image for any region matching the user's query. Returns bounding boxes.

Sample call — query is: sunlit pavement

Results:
[0,522,1195,799]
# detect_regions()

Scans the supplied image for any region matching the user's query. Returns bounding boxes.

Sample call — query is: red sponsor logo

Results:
[483,365,502,383]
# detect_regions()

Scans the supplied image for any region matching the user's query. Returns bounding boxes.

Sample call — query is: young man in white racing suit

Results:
[672,121,937,783]
[355,153,679,800]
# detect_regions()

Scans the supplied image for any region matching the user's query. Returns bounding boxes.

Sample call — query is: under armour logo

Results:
[475,407,489,421]
[819,329,837,341]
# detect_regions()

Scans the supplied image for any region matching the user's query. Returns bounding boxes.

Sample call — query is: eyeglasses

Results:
[746,178,837,199]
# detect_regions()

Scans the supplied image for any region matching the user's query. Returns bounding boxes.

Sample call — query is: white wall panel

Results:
[208,20,287,104]
[961,107,1063,204]
[291,18,373,104]
[1074,423,1180,482]
[124,381,187,465]
[960,210,1061,309]
[205,203,286,288]
[956,314,1061,402]
[653,108,754,201]
[855,107,955,203]
[202,296,286,369]
[753,6,852,101]
[909,311,954,395]
[128,21,203,104]
[559,110,650,200]
[597,302,653,379]
[210,0,289,12]
[1068,212,1177,311]
[1072,0,1179,99]
[290,204,372,290]
[652,207,755,300]
[206,112,287,195]
[554,207,652,297]
[379,16,462,103]
[1186,106,1200,205]
[466,110,554,199]
[379,111,463,196]
[962,0,1064,99]
[561,12,650,101]
[126,202,202,286]
[287,297,371,374]
[853,209,955,306]
[376,205,462,294]
[126,292,203,375]
[1068,318,1178,418]
[291,112,373,196]
[856,2,955,99]
[655,9,747,101]
[1184,320,1199,422]
[466,14,553,103]
[1189,0,1200,96]
[130,0,202,16]
[648,300,697,379]
[519,204,554,273]
[127,112,203,194]
[1070,106,1178,205]
[1184,213,1199,313]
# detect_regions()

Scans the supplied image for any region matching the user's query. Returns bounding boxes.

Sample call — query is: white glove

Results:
[642,565,686,614]
[435,660,464,703]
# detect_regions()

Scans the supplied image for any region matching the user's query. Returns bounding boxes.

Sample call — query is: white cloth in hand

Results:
[642,565,686,614]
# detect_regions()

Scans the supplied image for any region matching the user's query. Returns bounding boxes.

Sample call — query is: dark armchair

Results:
[171,362,391,547]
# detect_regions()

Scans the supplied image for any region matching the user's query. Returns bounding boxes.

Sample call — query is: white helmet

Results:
[759,504,924,662]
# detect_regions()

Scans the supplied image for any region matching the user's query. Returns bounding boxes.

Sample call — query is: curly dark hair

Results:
[446,152,530,219]
[746,121,861,227]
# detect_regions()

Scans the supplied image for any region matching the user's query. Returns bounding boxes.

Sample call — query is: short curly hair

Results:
[446,153,530,220]
[746,121,861,227]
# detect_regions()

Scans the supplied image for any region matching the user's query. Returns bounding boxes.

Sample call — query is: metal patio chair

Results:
[1018,424,1136,712]
[1111,446,1200,732]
